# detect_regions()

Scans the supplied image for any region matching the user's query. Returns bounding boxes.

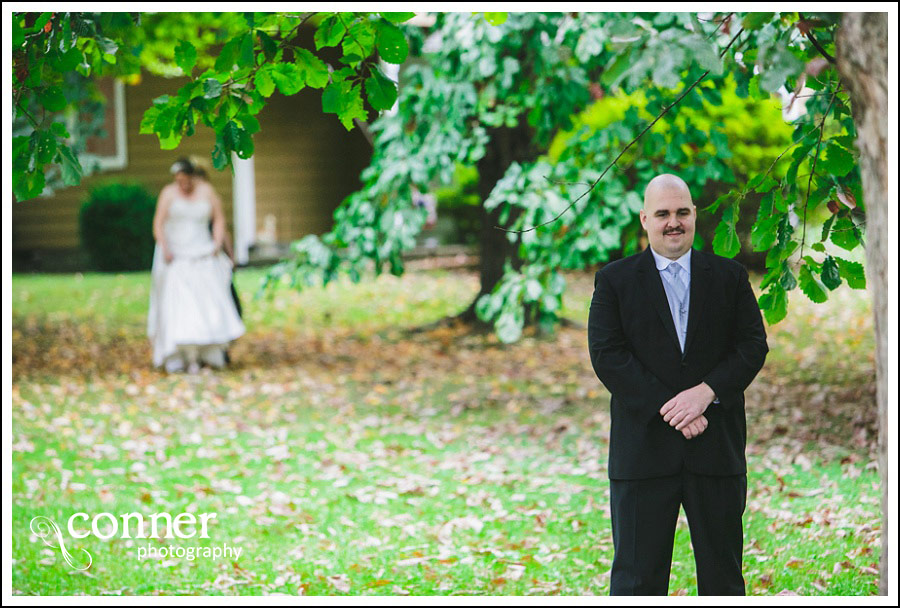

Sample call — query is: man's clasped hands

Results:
[659,381,717,440]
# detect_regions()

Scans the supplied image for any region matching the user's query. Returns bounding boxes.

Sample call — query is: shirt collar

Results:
[650,247,692,276]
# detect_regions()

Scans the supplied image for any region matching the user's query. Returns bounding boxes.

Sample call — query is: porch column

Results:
[231,153,256,265]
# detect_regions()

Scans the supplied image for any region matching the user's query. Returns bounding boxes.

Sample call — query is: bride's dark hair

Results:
[170,157,195,176]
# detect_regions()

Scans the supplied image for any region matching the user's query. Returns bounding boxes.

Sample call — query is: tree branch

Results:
[705,12,734,41]
[797,13,837,64]
[15,101,40,128]
[800,92,837,258]
[499,27,745,234]
[759,124,820,183]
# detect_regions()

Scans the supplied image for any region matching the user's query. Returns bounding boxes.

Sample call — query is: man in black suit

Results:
[588,174,768,595]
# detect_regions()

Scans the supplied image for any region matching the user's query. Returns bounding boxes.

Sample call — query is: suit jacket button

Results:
[680,361,687,368]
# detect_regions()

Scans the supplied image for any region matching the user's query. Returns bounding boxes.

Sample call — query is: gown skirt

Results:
[147,197,245,371]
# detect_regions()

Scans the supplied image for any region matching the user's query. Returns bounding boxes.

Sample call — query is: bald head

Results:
[643,174,692,209]
[639,174,697,260]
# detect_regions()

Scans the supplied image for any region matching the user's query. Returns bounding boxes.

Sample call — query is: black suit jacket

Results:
[588,247,768,480]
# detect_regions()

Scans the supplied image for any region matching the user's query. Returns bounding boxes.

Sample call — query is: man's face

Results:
[640,186,696,260]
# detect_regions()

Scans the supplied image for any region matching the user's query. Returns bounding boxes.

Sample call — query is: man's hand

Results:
[163,248,174,264]
[660,382,716,431]
[680,414,708,439]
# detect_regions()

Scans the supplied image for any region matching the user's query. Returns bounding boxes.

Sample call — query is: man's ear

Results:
[639,209,647,228]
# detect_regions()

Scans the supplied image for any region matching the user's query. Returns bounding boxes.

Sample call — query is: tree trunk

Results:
[457,120,538,323]
[836,11,888,596]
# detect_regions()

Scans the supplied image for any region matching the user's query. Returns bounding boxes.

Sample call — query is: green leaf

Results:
[175,40,197,74]
[773,189,788,213]
[295,49,329,89]
[224,120,254,159]
[158,131,182,150]
[97,36,118,56]
[758,284,788,325]
[779,267,798,291]
[29,12,52,33]
[176,80,201,104]
[12,137,30,170]
[321,81,341,114]
[315,14,347,50]
[776,210,793,244]
[342,20,376,63]
[705,191,734,214]
[759,46,805,93]
[375,20,409,64]
[820,141,855,177]
[651,46,684,89]
[483,12,508,26]
[322,80,368,129]
[742,12,775,30]
[50,121,70,139]
[239,32,255,68]
[139,106,160,134]
[681,35,723,74]
[271,62,304,95]
[799,264,828,303]
[153,106,179,137]
[211,142,229,170]
[750,210,782,251]
[748,73,765,100]
[13,14,25,47]
[835,257,866,289]
[239,113,261,134]
[203,78,223,99]
[601,48,634,88]
[215,36,241,72]
[820,213,836,241]
[254,66,275,97]
[258,30,278,62]
[821,256,842,290]
[496,309,523,343]
[14,169,46,202]
[830,215,861,251]
[38,86,67,112]
[56,145,83,186]
[34,132,58,164]
[365,68,397,111]
[713,204,741,258]
[754,176,778,193]
[746,174,765,190]
[381,12,416,23]
[55,47,83,71]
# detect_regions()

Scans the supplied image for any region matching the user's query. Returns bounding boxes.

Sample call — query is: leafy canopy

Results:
[270,12,865,340]
[13,12,866,340]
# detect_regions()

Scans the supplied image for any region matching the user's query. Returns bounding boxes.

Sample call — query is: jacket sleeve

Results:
[702,265,769,407]
[588,269,676,416]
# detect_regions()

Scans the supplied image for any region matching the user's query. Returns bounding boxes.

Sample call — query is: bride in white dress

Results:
[148,159,245,372]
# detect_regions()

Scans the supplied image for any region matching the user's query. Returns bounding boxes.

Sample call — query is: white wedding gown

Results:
[147,197,245,371]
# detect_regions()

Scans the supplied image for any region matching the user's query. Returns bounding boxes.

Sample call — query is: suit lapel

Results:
[683,248,711,357]
[637,248,680,353]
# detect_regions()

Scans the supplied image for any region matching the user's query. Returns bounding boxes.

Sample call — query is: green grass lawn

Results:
[10,267,880,595]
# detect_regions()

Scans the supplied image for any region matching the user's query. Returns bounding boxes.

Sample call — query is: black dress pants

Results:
[609,469,747,595]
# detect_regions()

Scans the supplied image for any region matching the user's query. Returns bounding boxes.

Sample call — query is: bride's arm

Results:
[153,186,173,262]
[208,185,226,253]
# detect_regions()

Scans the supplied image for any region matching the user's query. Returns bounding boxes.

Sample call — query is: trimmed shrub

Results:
[78,181,156,271]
